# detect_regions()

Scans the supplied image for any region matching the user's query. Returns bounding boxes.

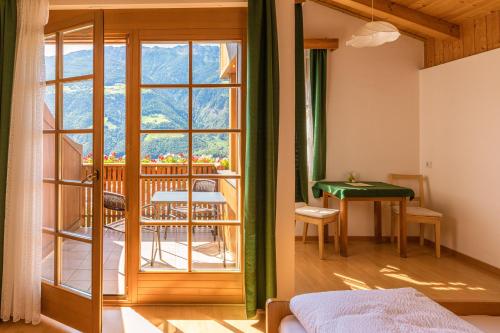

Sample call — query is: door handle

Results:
[81,169,100,184]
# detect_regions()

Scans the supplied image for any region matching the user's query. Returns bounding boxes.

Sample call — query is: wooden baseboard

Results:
[423,239,500,276]
[295,235,420,242]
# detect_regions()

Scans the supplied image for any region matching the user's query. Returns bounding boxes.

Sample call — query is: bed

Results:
[266,289,500,333]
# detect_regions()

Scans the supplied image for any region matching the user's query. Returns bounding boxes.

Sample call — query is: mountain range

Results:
[45,44,232,159]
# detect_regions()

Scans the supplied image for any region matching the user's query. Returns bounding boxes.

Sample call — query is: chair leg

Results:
[390,211,395,243]
[435,222,441,258]
[302,222,309,243]
[157,226,163,261]
[318,222,325,260]
[419,224,425,246]
[150,228,156,266]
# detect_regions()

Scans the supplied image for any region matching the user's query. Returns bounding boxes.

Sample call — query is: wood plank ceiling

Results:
[312,0,500,66]
[314,0,500,38]
[393,0,500,23]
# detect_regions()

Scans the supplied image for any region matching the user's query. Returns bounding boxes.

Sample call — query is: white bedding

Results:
[279,314,500,333]
[289,288,481,333]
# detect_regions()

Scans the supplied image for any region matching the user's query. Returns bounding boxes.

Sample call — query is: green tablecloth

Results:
[312,181,415,200]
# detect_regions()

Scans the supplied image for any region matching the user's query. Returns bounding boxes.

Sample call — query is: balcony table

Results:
[142,191,227,265]
[312,181,414,258]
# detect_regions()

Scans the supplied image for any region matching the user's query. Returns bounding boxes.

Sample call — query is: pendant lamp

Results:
[346,0,400,48]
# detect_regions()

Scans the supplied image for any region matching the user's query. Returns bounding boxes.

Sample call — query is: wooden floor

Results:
[296,239,500,302]
[0,306,265,333]
[5,238,500,332]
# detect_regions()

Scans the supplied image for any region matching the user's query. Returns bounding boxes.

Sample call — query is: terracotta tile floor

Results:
[42,227,236,295]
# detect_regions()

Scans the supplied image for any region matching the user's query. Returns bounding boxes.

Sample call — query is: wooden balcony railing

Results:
[81,163,220,226]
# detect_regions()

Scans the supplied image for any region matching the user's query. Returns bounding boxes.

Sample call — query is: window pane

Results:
[60,185,92,238]
[63,25,93,78]
[61,238,92,294]
[192,178,240,222]
[192,133,239,174]
[43,183,56,229]
[45,34,56,81]
[42,233,55,282]
[63,79,93,130]
[140,133,188,175]
[141,181,188,223]
[103,42,127,296]
[191,225,239,271]
[104,44,126,161]
[44,84,56,130]
[141,88,188,130]
[193,42,240,84]
[142,43,188,84]
[140,225,188,271]
[193,88,240,130]
[103,228,125,295]
[61,133,93,182]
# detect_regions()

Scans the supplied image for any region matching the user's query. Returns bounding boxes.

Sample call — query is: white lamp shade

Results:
[346,21,400,48]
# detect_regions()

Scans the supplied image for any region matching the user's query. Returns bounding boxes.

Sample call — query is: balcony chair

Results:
[103,191,127,232]
[389,174,442,258]
[103,191,161,266]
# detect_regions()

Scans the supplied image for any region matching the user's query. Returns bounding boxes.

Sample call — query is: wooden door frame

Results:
[43,10,104,333]
[100,8,247,306]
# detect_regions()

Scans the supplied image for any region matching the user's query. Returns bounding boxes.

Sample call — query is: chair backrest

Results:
[193,179,217,192]
[388,174,425,207]
[103,191,126,211]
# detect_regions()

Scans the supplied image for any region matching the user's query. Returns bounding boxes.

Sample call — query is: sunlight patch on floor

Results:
[119,308,162,333]
[224,319,262,333]
[333,273,372,290]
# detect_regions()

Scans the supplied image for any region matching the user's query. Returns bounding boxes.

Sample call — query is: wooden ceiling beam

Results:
[312,0,460,39]
[304,38,339,50]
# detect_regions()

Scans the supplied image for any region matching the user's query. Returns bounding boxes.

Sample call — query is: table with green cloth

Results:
[312,181,415,258]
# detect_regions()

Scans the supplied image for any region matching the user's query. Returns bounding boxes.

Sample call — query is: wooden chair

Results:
[295,203,339,259]
[389,174,442,258]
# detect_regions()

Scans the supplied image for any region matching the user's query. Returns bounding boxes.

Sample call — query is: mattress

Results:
[279,315,306,333]
[279,315,500,333]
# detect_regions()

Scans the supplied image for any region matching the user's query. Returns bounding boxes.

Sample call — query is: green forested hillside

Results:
[45,44,231,159]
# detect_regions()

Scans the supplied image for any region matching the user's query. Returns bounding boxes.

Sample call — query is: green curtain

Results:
[0,0,17,297]
[244,0,279,318]
[294,4,308,203]
[310,49,327,181]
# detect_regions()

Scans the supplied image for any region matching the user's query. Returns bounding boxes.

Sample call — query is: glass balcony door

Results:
[42,11,104,333]
[135,40,244,278]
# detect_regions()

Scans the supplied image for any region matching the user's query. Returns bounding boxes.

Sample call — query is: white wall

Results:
[275,0,296,299]
[420,48,500,268]
[297,2,424,237]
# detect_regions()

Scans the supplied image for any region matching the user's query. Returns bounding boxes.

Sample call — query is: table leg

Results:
[322,193,329,208]
[164,203,171,240]
[399,198,407,258]
[374,201,382,244]
[339,199,348,257]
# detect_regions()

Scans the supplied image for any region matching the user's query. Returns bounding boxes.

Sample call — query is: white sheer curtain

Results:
[1,0,49,324]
